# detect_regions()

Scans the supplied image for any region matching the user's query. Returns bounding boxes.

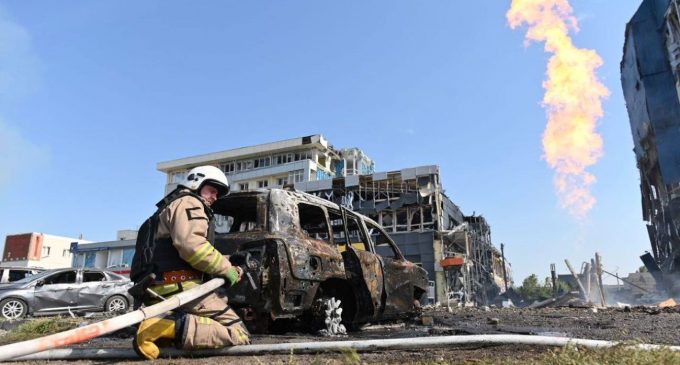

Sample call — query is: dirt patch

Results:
[9,305,680,364]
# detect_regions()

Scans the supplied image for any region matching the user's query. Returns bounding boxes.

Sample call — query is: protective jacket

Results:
[153,188,234,281]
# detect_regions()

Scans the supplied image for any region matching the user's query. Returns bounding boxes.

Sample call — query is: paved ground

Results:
[8,305,680,364]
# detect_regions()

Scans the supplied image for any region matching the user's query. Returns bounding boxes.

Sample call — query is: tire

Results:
[0,298,27,320]
[105,295,129,314]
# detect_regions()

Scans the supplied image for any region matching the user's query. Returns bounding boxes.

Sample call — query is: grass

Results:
[0,317,80,345]
[531,345,680,365]
[263,346,680,365]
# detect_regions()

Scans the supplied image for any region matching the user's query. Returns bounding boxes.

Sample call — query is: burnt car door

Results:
[33,270,79,312]
[77,270,109,310]
[334,208,384,322]
[366,221,415,317]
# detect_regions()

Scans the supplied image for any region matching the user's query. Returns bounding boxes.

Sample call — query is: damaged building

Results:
[622,0,680,289]
[157,135,511,305]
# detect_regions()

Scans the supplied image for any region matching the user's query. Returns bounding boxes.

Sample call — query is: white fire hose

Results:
[0,277,226,362]
[10,334,680,361]
[2,275,680,361]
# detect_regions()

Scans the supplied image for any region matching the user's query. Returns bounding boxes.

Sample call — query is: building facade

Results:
[70,230,136,275]
[156,135,374,195]
[622,0,680,281]
[2,233,91,269]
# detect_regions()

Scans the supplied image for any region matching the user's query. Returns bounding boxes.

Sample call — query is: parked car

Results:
[0,268,134,320]
[0,267,44,284]
[212,188,429,333]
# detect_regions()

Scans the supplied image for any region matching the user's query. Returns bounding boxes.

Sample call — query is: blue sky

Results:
[0,1,646,283]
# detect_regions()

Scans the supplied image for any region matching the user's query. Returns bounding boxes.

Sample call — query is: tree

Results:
[516,274,553,302]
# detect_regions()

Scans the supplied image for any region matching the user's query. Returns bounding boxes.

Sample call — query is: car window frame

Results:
[365,220,405,260]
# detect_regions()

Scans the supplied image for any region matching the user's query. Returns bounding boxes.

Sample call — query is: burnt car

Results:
[213,188,429,333]
[0,268,133,320]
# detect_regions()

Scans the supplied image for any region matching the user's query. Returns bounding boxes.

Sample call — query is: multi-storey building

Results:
[2,233,91,269]
[622,0,680,285]
[156,135,374,195]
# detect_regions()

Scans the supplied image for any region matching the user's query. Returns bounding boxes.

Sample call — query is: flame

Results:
[507,0,609,219]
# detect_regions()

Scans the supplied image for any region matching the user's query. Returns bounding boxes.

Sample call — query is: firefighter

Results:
[133,165,249,360]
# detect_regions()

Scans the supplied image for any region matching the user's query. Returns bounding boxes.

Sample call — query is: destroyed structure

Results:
[622,0,680,290]
[295,166,512,305]
[68,135,512,306]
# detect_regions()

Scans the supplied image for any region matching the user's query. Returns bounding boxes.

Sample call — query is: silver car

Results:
[0,268,134,320]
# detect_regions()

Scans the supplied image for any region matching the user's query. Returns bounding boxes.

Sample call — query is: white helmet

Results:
[182,165,230,197]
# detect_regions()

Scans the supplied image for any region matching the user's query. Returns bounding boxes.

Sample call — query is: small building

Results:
[70,230,137,276]
[2,233,91,269]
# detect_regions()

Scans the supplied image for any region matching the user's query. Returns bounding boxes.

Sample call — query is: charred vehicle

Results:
[212,188,429,333]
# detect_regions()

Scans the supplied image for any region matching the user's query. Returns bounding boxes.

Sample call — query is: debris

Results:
[658,298,677,308]
[487,317,500,325]
[421,316,434,326]
[480,306,490,312]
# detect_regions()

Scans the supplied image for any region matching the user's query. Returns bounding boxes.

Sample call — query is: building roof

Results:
[157,134,331,172]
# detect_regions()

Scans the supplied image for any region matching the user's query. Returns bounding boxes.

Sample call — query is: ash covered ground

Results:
[11,305,680,364]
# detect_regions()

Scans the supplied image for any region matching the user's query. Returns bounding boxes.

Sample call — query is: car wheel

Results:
[105,295,128,314]
[0,298,27,320]
[311,296,346,336]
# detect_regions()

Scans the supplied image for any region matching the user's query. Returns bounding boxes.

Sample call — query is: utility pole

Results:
[550,263,557,298]
[500,243,509,292]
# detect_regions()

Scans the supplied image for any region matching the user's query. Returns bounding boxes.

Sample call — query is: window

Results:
[8,270,30,282]
[257,180,268,188]
[171,171,187,184]
[298,204,330,242]
[327,209,368,251]
[344,215,368,251]
[275,153,293,165]
[253,157,271,169]
[212,195,262,233]
[239,183,249,191]
[63,249,69,257]
[221,162,235,174]
[288,170,304,184]
[366,221,401,259]
[277,177,288,186]
[122,248,135,267]
[83,271,106,282]
[41,246,51,257]
[43,271,76,285]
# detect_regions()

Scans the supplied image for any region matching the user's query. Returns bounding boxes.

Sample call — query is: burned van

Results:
[212,188,428,333]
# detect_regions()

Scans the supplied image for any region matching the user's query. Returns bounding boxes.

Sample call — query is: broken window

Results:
[366,222,400,260]
[277,177,288,186]
[83,272,106,282]
[257,180,268,188]
[213,196,262,233]
[298,203,330,242]
[44,271,76,285]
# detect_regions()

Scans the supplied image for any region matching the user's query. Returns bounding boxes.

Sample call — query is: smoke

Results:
[507,0,609,219]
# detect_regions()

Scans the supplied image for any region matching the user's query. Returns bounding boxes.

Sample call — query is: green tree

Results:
[517,274,553,302]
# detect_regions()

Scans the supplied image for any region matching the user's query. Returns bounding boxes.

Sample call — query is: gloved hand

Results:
[223,265,243,287]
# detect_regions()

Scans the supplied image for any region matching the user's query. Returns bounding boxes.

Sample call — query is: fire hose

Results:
[9,334,680,361]
[2,274,680,361]
[0,277,226,362]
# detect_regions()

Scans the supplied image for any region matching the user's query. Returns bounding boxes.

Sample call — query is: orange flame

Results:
[507,0,609,219]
